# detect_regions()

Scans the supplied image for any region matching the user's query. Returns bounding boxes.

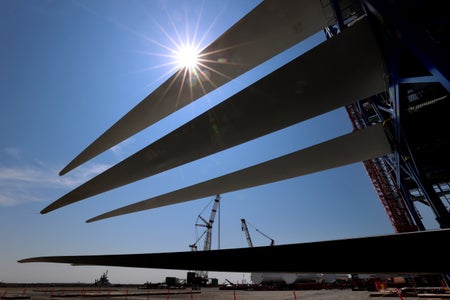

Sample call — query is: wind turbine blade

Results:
[87,123,391,222]
[18,229,449,274]
[42,17,385,215]
[60,0,340,176]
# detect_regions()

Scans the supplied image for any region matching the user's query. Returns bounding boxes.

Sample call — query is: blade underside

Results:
[42,17,385,214]
[88,123,391,222]
[60,0,339,176]
[19,229,450,274]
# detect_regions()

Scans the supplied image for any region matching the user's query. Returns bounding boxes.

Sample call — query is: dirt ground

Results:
[1,286,433,300]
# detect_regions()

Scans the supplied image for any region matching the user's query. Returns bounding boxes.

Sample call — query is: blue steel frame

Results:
[327,0,424,231]
[364,0,450,92]
[363,0,450,229]
[329,0,450,230]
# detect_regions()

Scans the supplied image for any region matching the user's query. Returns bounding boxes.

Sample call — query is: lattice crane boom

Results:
[188,194,221,284]
[241,218,275,247]
[202,194,220,252]
[241,218,254,248]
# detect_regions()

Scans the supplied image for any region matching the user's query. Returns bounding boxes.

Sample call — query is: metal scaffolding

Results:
[329,0,450,232]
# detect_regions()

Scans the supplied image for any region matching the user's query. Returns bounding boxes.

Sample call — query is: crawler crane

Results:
[187,195,220,285]
[241,218,274,247]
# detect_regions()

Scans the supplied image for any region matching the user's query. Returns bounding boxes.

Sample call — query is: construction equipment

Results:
[241,218,253,248]
[187,195,221,285]
[21,1,450,283]
[241,218,274,247]
[93,270,111,286]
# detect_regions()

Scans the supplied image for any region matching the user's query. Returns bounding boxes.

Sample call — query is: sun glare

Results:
[174,44,200,70]
[141,4,227,91]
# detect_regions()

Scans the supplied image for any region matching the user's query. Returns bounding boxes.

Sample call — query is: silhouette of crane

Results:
[187,195,220,285]
[241,218,274,247]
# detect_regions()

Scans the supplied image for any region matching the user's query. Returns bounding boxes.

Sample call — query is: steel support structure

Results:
[327,0,450,231]
[327,1,419,233]
[363,0,450,229]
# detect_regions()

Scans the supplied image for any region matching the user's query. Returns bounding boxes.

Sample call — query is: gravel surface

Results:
[1,286,426,300]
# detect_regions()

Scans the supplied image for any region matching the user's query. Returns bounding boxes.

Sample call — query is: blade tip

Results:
[59,164,73,176]
[86,215,104,223]
[40,205,53,214]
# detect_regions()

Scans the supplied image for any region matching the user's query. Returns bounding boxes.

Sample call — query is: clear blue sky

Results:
[0,0,439,285]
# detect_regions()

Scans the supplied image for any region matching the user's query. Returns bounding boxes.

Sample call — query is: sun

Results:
[174,43,200,71]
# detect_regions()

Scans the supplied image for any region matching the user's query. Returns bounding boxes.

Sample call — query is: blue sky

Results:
[0,0,440,285]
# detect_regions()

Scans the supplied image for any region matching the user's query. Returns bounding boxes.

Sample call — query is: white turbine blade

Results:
[87,123,392,222]
[60,0,339,175]
[42,17,385,214]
